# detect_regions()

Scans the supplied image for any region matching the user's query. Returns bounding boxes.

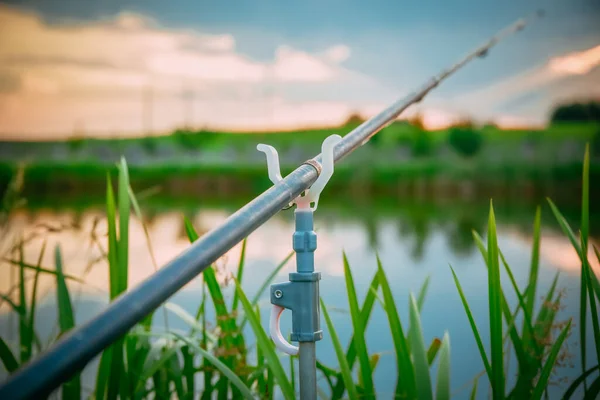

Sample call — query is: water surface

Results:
[0,200,598,399]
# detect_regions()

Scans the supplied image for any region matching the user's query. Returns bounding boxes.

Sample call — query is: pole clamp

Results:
[269,271,323,355]
[257,134,341,211]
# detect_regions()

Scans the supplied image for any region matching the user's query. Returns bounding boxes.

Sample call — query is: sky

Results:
[0,0,599,140]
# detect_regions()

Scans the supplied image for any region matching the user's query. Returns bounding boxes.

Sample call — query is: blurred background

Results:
[0,0,599,397]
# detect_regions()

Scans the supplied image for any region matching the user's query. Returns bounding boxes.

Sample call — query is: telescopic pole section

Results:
[293,208,320,400]
[0,13,539,400]
[299,342,317,399]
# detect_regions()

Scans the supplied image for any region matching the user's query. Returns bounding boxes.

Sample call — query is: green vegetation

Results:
[448,125,483,158]
[0,147,599,398]
[551,101,600,124]
[1,120,599,209]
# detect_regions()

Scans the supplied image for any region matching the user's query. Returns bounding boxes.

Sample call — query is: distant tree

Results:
[172,129,202,149]
[408,112,425,130]
[141,136,158,154]
[411,129,433,157]
[550,101,600,124]
[448,125,483,158]
[452,117,475,129]
[482,121,498,130]
[344,112,365,126]
[68,137,85,152]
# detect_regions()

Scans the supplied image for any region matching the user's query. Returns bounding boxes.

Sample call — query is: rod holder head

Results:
[257,134,341,212]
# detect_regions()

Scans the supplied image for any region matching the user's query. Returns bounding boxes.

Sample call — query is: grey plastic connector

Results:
[270,272,323,342]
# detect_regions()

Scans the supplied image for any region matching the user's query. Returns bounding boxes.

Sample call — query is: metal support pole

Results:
[293,209,320,400]
[271,208,322,399]
[299,342,317,399]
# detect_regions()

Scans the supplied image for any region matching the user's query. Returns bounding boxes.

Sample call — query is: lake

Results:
[1,196,599,399]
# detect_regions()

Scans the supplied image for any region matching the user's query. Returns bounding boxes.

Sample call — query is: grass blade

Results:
[232,238,247,312]
[27,240,47,357]
[128,182,165,330]
[549,198,590,383]
[54,245,80,400]
[249,251,294,303]
[18,242,27,363]
[409,293,433,400]
[117,157,129,292]
[289,350,296,396]
[547,199,600,302]
[469,378,479,400]
[435,332,451,400]
[183,216,199,242]
[342,252,375,399]
[428,338,442,365]
[321,299,359,400]
[581,143,589,249]
[531,319,572,400]
[136,342,181,394]
[561,365,599,399]
[579,145,600,368]
[166,353,185,399]
[547,199,581,255]
[238,249,294,332]
[164,302,218,343]
[54,246,75,335]
[583,375,600,400]
[182,216,245,396]
[173,333,255,399]
[487,202,505,399]
[450,265,492,379]
[0,337,18,373]
[106,174,119,300]
[95,348,112,400]
[499,250,538,356]
[331,270,381,400]
[106,166,128,400]
[472,230,487,260]
[0,294,21,314]
[594,245,600,296]
[525,207,541,327]
[582,237,600,368]
[316,360,337,393]
[417,275,431,312]
[180,345,195,396]
[376,256,416,399]
[2,258,84,284]
[234,279,294,400]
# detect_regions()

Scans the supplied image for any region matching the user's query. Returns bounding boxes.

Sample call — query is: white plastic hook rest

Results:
[256,144,283,185]
[270,305,299,355]
[304,134,342,211]
[257,134,341,211]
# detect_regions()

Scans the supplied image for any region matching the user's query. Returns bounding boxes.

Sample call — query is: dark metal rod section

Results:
[0,14,537,400]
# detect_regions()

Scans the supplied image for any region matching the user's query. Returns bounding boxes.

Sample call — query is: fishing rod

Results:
[0,12,540,400]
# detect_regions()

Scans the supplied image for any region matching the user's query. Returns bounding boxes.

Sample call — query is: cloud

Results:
[549,44,600,75]
[322,45,351,64]
[0,4,370,138]
[451,44,600,114]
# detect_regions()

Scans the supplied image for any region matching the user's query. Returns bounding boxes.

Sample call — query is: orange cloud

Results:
[549,44,600,75]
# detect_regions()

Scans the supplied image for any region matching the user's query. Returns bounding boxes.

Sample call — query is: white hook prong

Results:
[306,134,342,211]
[270,305,298,355]
[257,144,283,185]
